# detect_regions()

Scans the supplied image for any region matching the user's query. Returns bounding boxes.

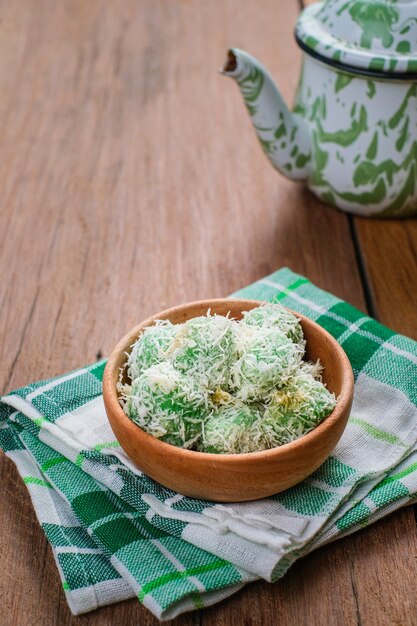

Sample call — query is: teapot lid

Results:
[295,0,417,77]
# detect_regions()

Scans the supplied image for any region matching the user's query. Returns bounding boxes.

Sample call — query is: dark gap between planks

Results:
[348,216,378,319]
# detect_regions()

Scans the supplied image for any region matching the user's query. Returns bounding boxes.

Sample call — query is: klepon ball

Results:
[262,365,336,446]
[168,314,237,388]
[120,302,338,454]
[124,362,207,449]
[127,320,178,380]
[231,327,304,401]
[200,400,263,454]
[241,302,304,345]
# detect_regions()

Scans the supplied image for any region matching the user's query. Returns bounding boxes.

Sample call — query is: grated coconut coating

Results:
[230,327,304,401]
[262,367,336,447]
[199,400,263,454]
[168,314,237,388]
[121,304,337,453]
[127,320,179,380]
[241,303,304,345]
[124,362,207,449]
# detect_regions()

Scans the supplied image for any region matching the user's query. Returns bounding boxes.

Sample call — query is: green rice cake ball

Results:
[200,401,262,454]
[242,303,304,345]
[124,362,207,448]
[169,314,237,388]
[262,371,336,447]
[127,320,179,381]
[231,327,304,401]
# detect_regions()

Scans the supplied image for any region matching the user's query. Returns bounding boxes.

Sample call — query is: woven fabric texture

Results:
[1,268,417,620]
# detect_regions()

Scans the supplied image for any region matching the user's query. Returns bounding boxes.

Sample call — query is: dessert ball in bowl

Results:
[102,299,353,502]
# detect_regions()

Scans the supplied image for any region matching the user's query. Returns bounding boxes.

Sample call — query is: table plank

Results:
[0,1,415,624]
[300,2,417,623]
[352,218,417,338]
[351,189,417,626]
[203,507,417,626]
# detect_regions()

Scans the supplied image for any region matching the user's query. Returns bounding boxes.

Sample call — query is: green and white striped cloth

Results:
[1,268,417,620]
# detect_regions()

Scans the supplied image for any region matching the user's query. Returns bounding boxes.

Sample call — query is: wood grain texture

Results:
[352,218,417,338]
[0,0,415,624]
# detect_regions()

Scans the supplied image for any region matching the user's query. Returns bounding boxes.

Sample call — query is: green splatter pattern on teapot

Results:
[297,0,417,75]
[296,56,417,217]
[222,0,417,217]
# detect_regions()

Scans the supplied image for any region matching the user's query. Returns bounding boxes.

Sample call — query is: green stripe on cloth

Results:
[88,360,107,382]
[368,480,409,507]
[276,483,335,516]
[31,372,102,422]
[310,456,357,488]
[43,523,99,549]
[23,476,53,488]
[58,552,121,590]
[138,560,229,602]
[1,267,417,620]
[0,425,25,452]
[41,456,67,472]
[379,461,417,486]
[75,453,84,467]
[349,417,406,446]
[94,441,120,452]
[336,501,371,531]
[272,277,310,301]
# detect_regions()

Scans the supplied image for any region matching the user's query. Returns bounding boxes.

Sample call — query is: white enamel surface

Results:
[297,55,417,216]
[297,0,417,74]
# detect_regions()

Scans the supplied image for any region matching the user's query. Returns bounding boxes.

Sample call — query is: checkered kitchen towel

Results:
[1,268,417,620]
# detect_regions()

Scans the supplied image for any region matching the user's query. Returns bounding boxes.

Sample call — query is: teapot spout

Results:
[221,49,311,181]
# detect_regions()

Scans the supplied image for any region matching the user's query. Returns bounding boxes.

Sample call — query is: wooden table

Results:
[1,1,416,624]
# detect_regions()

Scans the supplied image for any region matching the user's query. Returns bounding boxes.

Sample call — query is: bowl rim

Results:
[103,298,354,464]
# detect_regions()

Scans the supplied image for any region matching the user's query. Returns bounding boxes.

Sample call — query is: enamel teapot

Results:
[222,0,417,218]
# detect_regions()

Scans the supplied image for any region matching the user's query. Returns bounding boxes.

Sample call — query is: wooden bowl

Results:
[103,299,354,502]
